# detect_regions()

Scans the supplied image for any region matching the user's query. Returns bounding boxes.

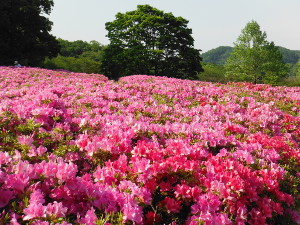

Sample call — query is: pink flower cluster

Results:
[0,67,299,224]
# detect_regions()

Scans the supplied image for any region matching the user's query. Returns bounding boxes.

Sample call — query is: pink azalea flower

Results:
[78,207,97,225]
[10,213,21,225]
[161,197,182,213]
[18,135,34,145]
[0,151,11,164]
[5,173,29,193]
[28,147,38,157]
[75,134,90,149]
[13,150,22,161]
[36,146,47,156]
[93,166,117,185]
[23,203,46,220]
[45,201,68,218]
[55,159,78,182]
[31,221,49,225]
[29,189,45,205]
[0,189,14,208]
[122,202,143,224]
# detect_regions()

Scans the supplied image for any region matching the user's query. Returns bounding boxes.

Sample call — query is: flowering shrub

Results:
[0,67,299,224]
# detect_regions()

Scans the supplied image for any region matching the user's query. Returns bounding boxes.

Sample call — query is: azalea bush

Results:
[0,67,299,225]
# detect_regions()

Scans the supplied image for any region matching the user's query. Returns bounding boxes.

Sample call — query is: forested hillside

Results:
[202,46,300,65]
[278,46,300,64]
[201,46,233,64]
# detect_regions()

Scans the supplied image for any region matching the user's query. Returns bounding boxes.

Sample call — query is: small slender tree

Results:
[225,20,288,85]
[101,5,203,80]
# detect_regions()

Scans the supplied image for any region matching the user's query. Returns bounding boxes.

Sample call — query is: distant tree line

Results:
[43,39,104,74]
[202,46,300,66]
[201,45,300,81]
[1,1,299,85]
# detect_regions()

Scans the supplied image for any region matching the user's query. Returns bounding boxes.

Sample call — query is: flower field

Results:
[0,66,299,225]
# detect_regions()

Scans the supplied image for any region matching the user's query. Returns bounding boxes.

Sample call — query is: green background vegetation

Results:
[0,2,299,86]
[201,46,300,86]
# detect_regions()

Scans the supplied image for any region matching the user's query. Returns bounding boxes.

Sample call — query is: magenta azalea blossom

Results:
[0,67,299,224]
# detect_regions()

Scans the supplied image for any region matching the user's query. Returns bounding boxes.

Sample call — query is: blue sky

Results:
[48,0,300,52]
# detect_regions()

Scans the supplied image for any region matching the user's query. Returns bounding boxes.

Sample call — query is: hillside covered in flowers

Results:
[0,67,299,224]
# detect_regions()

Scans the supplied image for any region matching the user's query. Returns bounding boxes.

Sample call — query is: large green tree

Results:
[101,4,203,80]
[225,20,288,84]
[0,0,59,66]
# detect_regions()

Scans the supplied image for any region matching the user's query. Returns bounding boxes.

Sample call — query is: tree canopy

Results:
[101,4,203,80]
[225,20,288,85]
[0,0,59,66]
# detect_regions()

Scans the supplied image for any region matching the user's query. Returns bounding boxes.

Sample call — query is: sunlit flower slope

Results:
[0,67,299,225]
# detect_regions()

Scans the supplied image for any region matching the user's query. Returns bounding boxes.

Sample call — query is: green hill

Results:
[201,46,300,65]
[201,46,233,65]
[278,47,300,64]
